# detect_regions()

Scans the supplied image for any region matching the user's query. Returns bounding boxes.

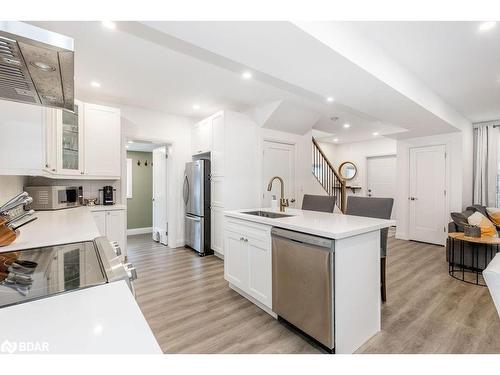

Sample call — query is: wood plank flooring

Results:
[127,233,500,354]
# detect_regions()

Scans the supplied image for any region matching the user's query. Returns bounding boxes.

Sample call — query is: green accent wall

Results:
[127,151,153,229]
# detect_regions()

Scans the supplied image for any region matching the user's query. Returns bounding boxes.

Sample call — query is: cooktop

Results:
[0,241,107,308]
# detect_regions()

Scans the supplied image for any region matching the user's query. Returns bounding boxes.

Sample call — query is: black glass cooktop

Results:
[0,241,107,308]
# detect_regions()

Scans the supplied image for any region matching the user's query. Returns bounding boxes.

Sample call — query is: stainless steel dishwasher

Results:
[271,227,335,351]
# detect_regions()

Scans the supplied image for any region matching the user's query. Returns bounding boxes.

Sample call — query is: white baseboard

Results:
[395,232,409,241]
[127,227,152,236]
[214,251,224,260]
[172,239,185,248]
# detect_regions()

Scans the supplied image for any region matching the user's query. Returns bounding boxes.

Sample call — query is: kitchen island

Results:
[223,208,394,354]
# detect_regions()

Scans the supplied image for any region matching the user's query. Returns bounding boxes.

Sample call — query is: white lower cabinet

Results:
[91,208,127,258]
[224,218,272,309]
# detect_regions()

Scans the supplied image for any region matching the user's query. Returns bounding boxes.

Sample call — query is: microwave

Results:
[25,186,83,210]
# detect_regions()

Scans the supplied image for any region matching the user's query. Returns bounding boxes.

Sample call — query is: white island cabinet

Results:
[223,208,394,354]
[224,217,273,312]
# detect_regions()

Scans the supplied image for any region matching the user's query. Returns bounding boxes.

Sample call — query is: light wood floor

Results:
[127,233,500,354]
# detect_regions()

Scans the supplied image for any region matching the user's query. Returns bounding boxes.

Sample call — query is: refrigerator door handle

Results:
[183,175,189,205]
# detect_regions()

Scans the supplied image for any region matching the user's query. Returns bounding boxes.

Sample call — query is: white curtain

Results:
[473,123,499,206]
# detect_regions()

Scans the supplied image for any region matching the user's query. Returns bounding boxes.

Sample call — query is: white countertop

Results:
[0,281,162,354]
[225,208,395,239]
[0,207,100,252]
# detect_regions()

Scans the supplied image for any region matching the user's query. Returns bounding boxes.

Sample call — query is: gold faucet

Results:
[267,176,289,212]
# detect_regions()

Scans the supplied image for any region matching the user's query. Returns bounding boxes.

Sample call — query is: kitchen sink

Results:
[242,210,293,219]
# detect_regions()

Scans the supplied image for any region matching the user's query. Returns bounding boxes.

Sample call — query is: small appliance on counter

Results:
[99,186,116,205]
[24,186,83,210]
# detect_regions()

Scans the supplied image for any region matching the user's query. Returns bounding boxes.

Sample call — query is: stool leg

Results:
[381,257,387,303]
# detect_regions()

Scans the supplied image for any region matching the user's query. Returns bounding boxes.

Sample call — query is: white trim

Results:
[214,251,224,260]
[127,227,152,235]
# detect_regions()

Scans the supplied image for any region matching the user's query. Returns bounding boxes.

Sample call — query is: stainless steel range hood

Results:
[0,22,74,111]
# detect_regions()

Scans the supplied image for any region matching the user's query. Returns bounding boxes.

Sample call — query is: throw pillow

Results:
[486,207,500,226]
[467,211,498,237]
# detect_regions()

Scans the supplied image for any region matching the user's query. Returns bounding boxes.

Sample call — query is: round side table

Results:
[448,232,500,286]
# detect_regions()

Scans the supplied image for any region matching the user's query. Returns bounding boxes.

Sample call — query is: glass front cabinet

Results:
[44,100,84,175]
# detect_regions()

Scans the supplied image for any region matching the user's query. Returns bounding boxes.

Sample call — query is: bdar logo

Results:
[1,340,17,354]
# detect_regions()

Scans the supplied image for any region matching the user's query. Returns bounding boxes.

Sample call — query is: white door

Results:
[224,229,248,290]
[152,146,168,245]
[262,141,296,207]
[409,145,446,245]
[366,155,397,220]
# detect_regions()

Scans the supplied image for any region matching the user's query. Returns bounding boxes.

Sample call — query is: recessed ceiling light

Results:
[343,123,350,129]
[333,138,339,142]
[242,71,252,80]
[372,132,379,136]
[102,21,116,30]
[326,97,334,103]
[478,21,496,32]
[127,140,134,144]
[192,104,200,110]
[90,81,101,88]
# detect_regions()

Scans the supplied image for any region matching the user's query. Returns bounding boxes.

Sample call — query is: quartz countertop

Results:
[0,206,100,252]
[224,208,394,240]
[0,281,162,354]
[88,204,127,212]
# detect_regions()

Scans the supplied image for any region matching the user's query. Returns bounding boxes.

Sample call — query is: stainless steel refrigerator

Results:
[183,160,212,256]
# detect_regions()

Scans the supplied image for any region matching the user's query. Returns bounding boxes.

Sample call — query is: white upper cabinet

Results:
[191,118,212,155]
[56,100,84,175]
[210,112,225,176]
[0,100,45,175]
[83,103,121,178]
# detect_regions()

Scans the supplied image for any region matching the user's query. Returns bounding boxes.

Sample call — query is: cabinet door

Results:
[0,100,45,175]
[56,100,84,175]
[83,103,121,177]
[211,176,224,207]
[105,210,126,254]
[224,229,248,290]
[44,108,57,173]
[211,112,225,176]
[247,238,272,308]
[91,211,106,236]
[192,119,211,155]
[211,206,224,254]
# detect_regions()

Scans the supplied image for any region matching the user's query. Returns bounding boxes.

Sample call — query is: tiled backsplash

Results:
[27,177,122,204]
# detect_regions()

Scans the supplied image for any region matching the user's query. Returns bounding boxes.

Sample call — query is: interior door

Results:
[409,145,446,245]
[366,155,397,220]
[262,140,296,207]
[153,146,168,245]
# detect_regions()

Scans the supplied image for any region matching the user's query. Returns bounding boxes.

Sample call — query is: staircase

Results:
[312,137,347,213]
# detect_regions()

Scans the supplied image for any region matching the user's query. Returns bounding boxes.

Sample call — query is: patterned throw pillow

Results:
[467,211,498,237]
[486,207,500,226]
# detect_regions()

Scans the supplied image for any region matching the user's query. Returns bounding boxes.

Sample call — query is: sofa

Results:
[446,205,500,270]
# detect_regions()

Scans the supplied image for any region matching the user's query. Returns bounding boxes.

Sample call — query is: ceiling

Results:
[29,21,494,143]
[349,21,500,123]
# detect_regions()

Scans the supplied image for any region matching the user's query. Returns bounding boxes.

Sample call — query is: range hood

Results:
[0,22,74,111]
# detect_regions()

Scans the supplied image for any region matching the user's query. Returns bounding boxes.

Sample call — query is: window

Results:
[126,158,133,199]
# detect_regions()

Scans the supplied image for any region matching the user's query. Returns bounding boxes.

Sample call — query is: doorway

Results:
[262,140,296,208]
[366,154,397,221]
[125,140,169,246]
[408,145,447,245]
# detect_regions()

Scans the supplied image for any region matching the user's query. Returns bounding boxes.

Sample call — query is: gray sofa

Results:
[447,205,500,269]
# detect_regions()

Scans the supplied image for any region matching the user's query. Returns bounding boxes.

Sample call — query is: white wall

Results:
[0,176,28,206]
[118,105,194,248]
[395,132,464,241]
[318,137,397,197]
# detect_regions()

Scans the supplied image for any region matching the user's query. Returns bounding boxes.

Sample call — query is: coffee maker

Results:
[100,186,116,205]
